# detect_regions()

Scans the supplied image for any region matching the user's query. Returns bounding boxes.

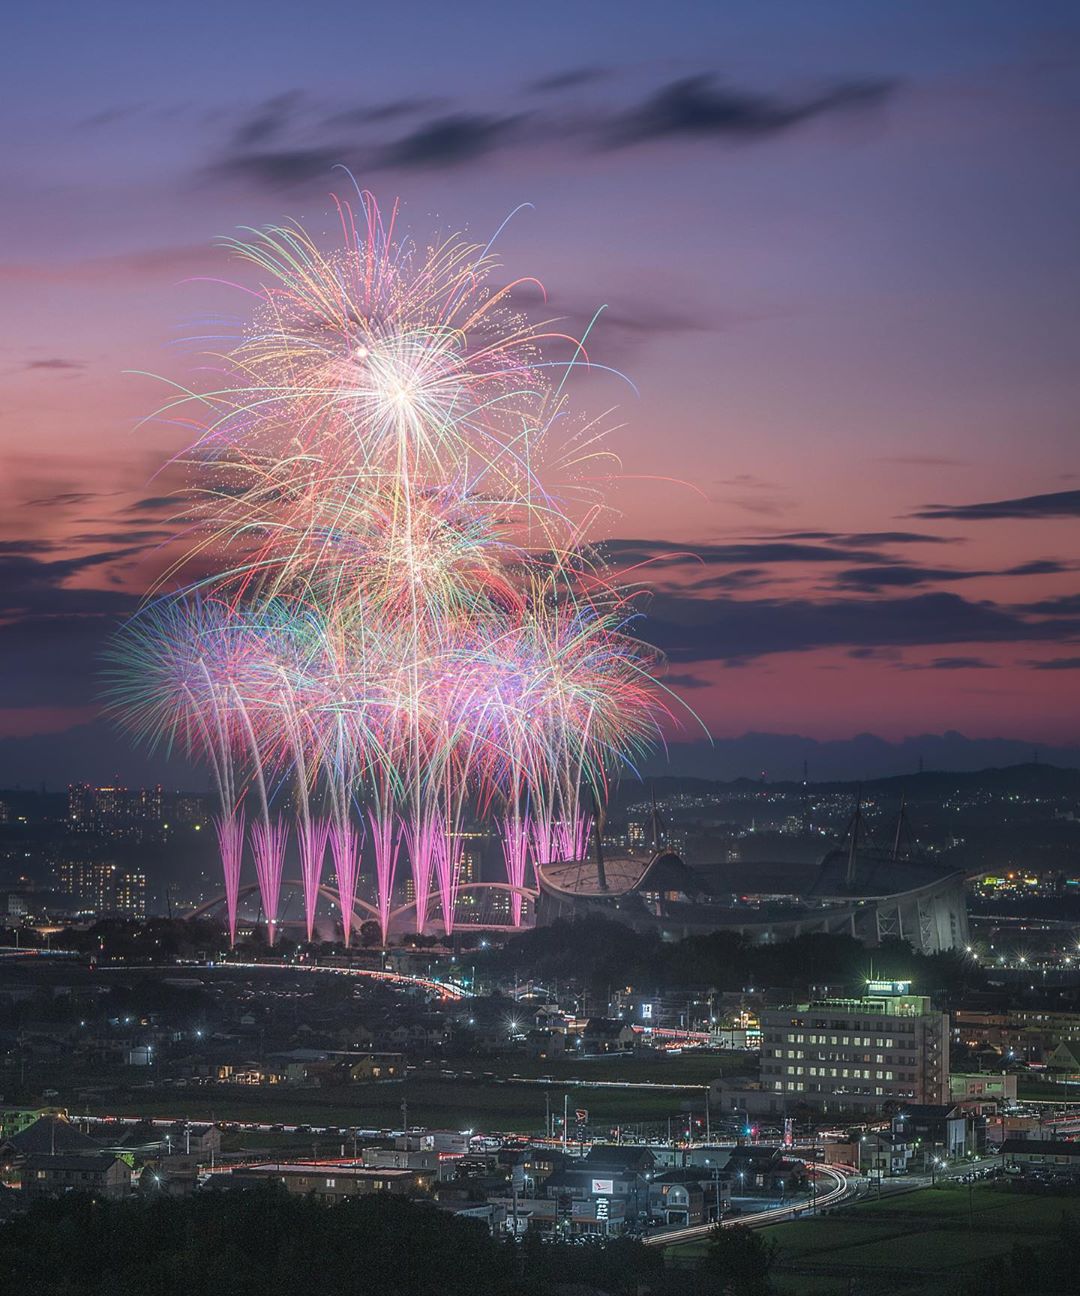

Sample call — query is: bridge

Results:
[187,878,539,938]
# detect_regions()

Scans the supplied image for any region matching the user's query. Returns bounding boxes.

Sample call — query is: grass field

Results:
[478,1051,744,1086]
[77,1071,706,1133]
[760,1184,1080,1294]
[667,1184,1080,1295]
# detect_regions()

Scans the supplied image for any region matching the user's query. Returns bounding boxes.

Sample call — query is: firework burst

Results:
[107,188,691,945]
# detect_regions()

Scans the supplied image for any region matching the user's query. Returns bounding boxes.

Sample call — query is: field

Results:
[757,1183,1080,1295]
[478,1051,745,1086]
[51,1047,743,1135]
[64,1054,745,1135]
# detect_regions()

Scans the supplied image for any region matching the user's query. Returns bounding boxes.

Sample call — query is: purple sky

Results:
[2,0,1079,784]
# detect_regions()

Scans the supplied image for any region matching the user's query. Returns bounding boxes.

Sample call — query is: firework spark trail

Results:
[402,811,438,935]
[106,189,696,942]
[250,817,288,945]
[367,808,402,944]
[555,815,594,866]
[214,808,245,946]
[328,819,362,946]
[296,816,330,942]
[500,814,530,927]
[431,816,462,936]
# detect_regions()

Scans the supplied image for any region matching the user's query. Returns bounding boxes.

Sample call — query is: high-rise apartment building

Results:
[67,783,163,841]
[759,980,948,1115]
[55,859,147,918]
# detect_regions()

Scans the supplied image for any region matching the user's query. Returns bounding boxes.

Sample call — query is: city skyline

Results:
[3,1,1080,787]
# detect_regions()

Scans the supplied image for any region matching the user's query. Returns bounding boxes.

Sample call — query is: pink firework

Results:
[250,817,289,945]
[402,811,439,935]
[501,814,530,927]
[214,807,246,947]
[329,820,362,946]
[555,814,594,863]
[431,820,463,935]
[367,809,401,944]
[296,816,331,943]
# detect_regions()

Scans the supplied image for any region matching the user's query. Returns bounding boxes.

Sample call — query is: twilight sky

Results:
[2,0,1079,785]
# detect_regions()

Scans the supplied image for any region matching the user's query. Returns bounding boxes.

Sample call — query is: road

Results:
[207,959,469,1000]
[644,1164,854,1247]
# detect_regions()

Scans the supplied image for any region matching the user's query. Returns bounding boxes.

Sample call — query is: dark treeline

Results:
[0,1187,772,1296]
[480,916,984,997]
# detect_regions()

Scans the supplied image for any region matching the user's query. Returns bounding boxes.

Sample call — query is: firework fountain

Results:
[105,189,683,946]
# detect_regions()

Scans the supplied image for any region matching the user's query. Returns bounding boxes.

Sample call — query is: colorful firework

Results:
[106,188,689,946]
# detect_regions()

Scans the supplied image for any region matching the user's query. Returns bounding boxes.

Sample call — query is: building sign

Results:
[641,1002,653,1019]
[591,1178,614,1195]
[866,979,911,996]
[595,1197,609,1220]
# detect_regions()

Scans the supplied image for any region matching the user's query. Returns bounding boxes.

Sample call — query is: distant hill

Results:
[614,761,1080,805]
[638,730,1080,784]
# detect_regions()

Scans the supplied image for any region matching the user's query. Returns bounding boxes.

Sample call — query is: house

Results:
[1045,1042,1080,1081]
[648,1168,730,1228]
[542,1145,657,1222]
[226,1162,434,1200]
[724,1146,805,1197]
[0,1115,102,1164]
[892,1104,971,1162]
[524,1029,565,1060]
[485,1193,627,1236]
[581,1019,637,1054]
[24,1153,130,1199]
[857,1129,912,1177]
[947,1072,1017,1107]
[1000,1138,1080,1179]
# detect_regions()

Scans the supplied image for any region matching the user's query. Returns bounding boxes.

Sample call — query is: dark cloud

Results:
[644,590,1080,664]
[68,528,172,547]
[847,647,902,662]
[833,564,988,591]
[124,494,181,515]
[376,113,524,169]
[914,490,1080,521]
[680,568,770,593]
[662,671,712,690]
[1002,559,1074,576]
[0,540,54,556]
[527,67,609,94]
[210,146,341,188]
[600,536,889,570]
[210,68,898,188]
[606,75,896,148]
[1018,594,1080,616]
[25,490,100,508]
[827,531,958,547]
[904,656,999,671]
[324,98,444,127]
[25,358,85,371]
[1024,656,1080,670]
[0,550,141,618]
[232,91,304,148]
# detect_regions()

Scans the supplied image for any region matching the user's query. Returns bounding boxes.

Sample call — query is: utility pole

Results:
[545,1092,551,1139]
[562,1094,568,1154]
[401,1098,408,1133]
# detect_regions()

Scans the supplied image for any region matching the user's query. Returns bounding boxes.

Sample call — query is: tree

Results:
[698,1225,776,1296]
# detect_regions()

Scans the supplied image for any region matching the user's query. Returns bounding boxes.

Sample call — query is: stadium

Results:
[534,840,971,955]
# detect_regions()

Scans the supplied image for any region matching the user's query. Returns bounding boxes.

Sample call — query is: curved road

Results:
[644,1164,854,1248]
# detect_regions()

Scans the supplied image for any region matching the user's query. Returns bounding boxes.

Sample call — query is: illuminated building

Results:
[55,859,147,918]
[757,980,948,1116]
[67,783,164,841]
